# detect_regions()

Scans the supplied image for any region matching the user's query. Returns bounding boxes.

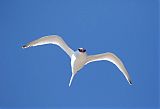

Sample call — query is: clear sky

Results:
[0,0,159,109]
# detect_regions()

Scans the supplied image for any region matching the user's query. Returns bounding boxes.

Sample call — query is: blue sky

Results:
[0,0,159,109]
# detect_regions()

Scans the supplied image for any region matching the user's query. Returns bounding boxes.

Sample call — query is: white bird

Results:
[22,35,132,86]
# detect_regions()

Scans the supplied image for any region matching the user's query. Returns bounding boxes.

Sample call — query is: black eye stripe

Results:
[78,48,86,52]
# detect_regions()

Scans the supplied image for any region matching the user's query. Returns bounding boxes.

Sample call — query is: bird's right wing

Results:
[86,52,132,85]
[22,35,74,58]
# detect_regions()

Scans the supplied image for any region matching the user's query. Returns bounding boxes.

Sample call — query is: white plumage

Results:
[22,35,132,86]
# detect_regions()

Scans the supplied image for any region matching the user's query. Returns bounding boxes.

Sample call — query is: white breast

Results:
[71,51,87,73]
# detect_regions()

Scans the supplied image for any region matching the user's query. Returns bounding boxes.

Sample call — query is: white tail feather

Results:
[69,74,75,87]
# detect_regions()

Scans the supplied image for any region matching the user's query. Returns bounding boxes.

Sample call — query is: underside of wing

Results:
[22,35,74,58]
[86,52,132,85]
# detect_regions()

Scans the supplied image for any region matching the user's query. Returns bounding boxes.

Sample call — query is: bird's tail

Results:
[69,74,75,87]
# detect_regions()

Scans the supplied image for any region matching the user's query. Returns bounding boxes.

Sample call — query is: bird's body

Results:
[71,50,87,73]
[70,50,88,86]
[22,35,132,86]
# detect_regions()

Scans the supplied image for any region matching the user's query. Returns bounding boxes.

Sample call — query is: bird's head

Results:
[78,48,86,53]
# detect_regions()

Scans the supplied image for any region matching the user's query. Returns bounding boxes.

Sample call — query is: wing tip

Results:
[129,80,132,85]
[22,45,27,49]
[22,44,30,49]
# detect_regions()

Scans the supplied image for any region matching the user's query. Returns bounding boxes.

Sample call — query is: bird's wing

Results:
[22,35,74,58]
[86,52,132,85]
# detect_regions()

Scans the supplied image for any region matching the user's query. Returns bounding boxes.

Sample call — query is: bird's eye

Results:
[83,49,86,52]
[78,48,81,52]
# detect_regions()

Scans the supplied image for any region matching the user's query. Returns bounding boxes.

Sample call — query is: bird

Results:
[22,35,132,86]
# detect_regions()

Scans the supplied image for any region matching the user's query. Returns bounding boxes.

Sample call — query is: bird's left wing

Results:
[22,35,74,58]
[86,52,132,85]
